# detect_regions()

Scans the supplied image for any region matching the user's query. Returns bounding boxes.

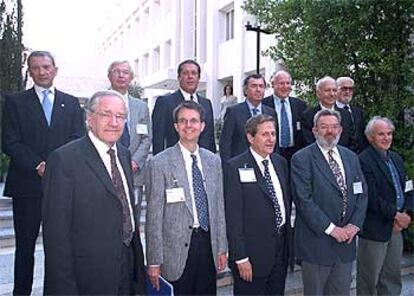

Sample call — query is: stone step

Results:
[0,209,13,229]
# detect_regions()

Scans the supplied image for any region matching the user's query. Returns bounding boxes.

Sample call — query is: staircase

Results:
[0,196,15,248]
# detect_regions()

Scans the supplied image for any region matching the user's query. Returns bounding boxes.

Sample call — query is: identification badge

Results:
[166,187,185,203]
[405,180,413,192]
[353,181,363,194]
[136,124,148,135]
[296,121,301,130]
[239,168,257,183]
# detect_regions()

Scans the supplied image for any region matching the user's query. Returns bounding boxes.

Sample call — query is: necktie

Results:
[386,158,405,210]
[280,100,291,147]
[42,89,53,126]
[120,122,130,147]
[343,105,355,123]
[191,154,209,231]
[108,148,133,245]
[328,150,348,217]
[190,95,194,101]
[262,159,283,230]
[252,108,259,116]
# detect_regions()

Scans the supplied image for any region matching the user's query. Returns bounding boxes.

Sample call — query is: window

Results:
[225,9,234,40]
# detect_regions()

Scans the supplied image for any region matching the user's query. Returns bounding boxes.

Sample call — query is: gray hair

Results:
[316,76,336,92]
[364,116,395,137]
[336,76,355,87]
[270,70,292,84]
[313,109,342,127]
[245,114,277,137]
[107,60,134,76]
[85,90,127,113]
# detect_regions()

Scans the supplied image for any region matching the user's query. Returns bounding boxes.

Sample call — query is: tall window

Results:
[225,9,234,40]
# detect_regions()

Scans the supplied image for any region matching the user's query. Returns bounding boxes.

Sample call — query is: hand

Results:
[330,226,350,243]
[395,212,411,229]
[343,224,359,244]
[393,221,403,233]
[216,253,227,272]
[237,260,253,282]
[131,161,139,173]
[37,161,46,177]
[147,266,161,291]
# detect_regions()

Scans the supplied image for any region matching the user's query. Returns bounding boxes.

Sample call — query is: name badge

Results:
[239,168,257,183]
[166,187,185,203]
[136,124,148,135]
[405,180,413,192]
[296,121,301,131]
[353,181,363,194]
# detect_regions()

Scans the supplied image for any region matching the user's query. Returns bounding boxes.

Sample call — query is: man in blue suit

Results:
[357,116,413,295]
[152,59,216,155]
[291,109,367,295]
[1,50,85,295]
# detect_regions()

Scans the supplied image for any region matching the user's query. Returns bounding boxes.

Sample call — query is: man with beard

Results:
[291,109,367,295]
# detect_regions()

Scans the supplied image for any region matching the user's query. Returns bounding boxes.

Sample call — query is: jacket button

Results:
[189,225,193,229]
[184,243,188,247]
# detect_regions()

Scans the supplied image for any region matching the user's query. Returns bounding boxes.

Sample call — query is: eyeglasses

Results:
[318,124,341,131]
[94,111,127,122]
[339,86,354,91]
[110,69,131,76]
[177,118,201,125]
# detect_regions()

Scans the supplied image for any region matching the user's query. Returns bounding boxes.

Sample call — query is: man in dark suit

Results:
[219,74,276,164]
[291,109,367,295]
[146,101,227,295]
[1,51,85,295]
[42,90,146,295]
[301,76,355,151]
[152,59,216,155]
[336,76,368,153]
[357,116,413,295]
[262,70,307,161]
[225,114,291,295]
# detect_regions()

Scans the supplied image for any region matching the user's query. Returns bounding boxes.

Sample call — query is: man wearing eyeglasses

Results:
[1,50,85,295]
[108,60,151,220]
[336,76,368,153]
[146,101,227,295]
[42,90,146,295]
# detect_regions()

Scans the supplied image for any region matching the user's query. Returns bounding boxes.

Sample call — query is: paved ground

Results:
[0,243,413,295]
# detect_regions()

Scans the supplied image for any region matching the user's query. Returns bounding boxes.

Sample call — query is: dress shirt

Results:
[273,95,294,146]
[319,103,336,111]
[88,131,135,232]
[178,141,206,228]
[180,88,198,103]
[336,101,349,110]
[245,100,263,116]
[35,84,55,105]
[317,144,346,235]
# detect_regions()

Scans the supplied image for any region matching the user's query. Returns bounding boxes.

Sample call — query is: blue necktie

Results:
[120,122,130,148]
[386,158,405,210]
[280,100,290,147]
[191,154,209,231]
[42,89,53,126]
[252,108,259,116]
[262,159,283,230]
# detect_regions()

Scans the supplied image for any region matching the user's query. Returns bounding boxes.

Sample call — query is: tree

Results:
[128,81,144,99]
[243,0,414,173]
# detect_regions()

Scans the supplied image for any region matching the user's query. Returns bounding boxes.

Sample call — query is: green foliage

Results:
[243,0,414,176]
[128,82,144,99]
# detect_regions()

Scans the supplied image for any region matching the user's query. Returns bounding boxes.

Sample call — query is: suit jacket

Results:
[1,87,85,198]
[359,145,413,242]
[151,90,216,155]
[263,95,308,159]
[291,143,368,265]
[224,150,291,277]
[145,144,227,281]
[338,104,369,153]
[42,136,146,295]
[219,101,276,163]
[300,105,355,150]
[128,95,152,186]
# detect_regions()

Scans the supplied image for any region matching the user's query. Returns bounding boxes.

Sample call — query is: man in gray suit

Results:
[146,101,227,295]
[291,109,367,295]
[108,60,151,218]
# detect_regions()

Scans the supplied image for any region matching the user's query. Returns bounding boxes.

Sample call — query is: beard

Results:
[314,133,341,150]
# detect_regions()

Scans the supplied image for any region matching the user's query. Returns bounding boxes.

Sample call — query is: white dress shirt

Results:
[34,84,55,105]
[180,88,198,103]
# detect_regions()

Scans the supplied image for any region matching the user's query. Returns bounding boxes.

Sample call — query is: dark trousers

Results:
[233,229,288,295]
[118,243,135,295]
[12,197,42,295]
[170,229,216,295]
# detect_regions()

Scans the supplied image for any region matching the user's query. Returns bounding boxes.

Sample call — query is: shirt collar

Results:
[273,95,290,106]
[34,84,55,96]
[245,99,262,111]
[178,141,200,160]
[180,88,198,102]
[319,103,335,111]
[336,101,347,109]
[250,147,270,165]
[88,131,117,158]
[316,142,339,157]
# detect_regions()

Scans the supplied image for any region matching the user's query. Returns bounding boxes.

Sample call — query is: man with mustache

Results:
[291,109,367,295]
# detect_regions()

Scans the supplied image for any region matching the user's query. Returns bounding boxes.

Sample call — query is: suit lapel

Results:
[369,146,393,187]
[270,154,289,211]
[246,151,273,201]
[50,90,65,129]
[117,144,135,199]
[312,144,341,192]
[27,88,49,127]
[338,147,354,190]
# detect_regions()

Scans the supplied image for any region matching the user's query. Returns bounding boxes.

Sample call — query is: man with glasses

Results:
[42,90,146,295]
[146,101,227,295]
[108,60,151,219]
[336,76,368,153]
[1,50,85,295]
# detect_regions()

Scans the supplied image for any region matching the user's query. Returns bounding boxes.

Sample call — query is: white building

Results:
[99,0,283,118]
